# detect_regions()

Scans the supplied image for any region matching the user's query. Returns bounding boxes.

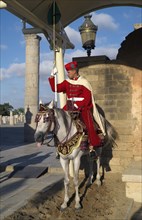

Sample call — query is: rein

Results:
[58,116,74,144]
[35,108,56,145]
[35,106,85,150]
[35,107,74,146]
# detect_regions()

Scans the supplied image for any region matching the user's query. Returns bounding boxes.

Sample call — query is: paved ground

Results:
[0,124,64,219]
[0,124,141,220]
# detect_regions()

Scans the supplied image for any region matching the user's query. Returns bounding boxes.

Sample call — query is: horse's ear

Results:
[48,100,54,109]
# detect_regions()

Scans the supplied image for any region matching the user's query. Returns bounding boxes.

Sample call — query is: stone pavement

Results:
[0,124,64,219]
[0,124,141,220]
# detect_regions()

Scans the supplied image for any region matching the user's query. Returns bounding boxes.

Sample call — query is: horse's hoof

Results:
[96,181,101,187]
[60,206,67,212]
[75,203,82,210]
[75,206,82,210]
[86,179,92,187]
[86,182,92,187]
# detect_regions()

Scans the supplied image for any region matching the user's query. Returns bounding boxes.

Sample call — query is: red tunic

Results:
[48,76,101,147]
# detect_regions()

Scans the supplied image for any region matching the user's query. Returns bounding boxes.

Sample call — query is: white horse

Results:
[34,101,117,210]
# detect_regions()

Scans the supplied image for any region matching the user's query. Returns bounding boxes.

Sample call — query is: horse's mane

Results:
[44,102,118,146]
[53,107,73,132]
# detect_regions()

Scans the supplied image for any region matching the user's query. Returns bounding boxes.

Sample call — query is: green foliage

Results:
[13,108,24,115]
[0,103,13,116]
[0,103,24,116]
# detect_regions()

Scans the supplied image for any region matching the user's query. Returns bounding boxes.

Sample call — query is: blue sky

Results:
[0,6,142,109]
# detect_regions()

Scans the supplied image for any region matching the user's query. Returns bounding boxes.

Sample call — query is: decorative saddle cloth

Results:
[57,111,104,157]
[57,132,85,157]
[57,116,89,157]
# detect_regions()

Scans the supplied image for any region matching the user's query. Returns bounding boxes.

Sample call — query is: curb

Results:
[0,165,25,173]
[0,164,85,177]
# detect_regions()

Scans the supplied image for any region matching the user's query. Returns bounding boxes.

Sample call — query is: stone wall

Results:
[74,58,142,172]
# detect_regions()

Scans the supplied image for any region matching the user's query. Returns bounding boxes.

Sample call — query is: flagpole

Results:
[53,0,57,107]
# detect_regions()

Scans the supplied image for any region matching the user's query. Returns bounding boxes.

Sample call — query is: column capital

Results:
[24,33,41,42]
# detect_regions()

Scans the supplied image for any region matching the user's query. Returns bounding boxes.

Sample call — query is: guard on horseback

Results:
[48,61,106,158]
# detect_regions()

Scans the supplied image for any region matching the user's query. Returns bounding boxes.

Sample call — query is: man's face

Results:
[67,69,78,79]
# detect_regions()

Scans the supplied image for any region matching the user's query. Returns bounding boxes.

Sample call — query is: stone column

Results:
[24,34,41,142]
[10,111,14,125]
[0,115,2,125]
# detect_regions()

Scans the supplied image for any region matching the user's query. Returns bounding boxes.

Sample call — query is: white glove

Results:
[51,67,58,76]
[74,103,78,109]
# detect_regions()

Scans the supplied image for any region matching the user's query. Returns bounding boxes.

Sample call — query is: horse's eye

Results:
[43,114,49,123]
[43,116,49,123]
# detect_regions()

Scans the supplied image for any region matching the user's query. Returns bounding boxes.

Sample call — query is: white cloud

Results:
[40,59,53,79]
[96,36,108,45]
[0,44,118,82]
[0,51,53,81]
[0,52,53,80]
[65,46,118,61]
[0,63,25,80]
[65,26,81,45]
[93,46,118,60]
[40,51,54,80]
[64,49,85,63]
[92,12,119,31]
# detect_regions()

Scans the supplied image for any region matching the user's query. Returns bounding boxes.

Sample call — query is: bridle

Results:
[35,105,79,146]
[35,106,56,145]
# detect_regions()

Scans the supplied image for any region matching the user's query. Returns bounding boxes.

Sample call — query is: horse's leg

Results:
[73,151,83,209]
[96,157,101,186]
[60,157,70,210]
[87,154,94,186]
[100,165,105,183]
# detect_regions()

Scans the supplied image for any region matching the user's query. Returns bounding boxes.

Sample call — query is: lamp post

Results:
[79,14,98,57]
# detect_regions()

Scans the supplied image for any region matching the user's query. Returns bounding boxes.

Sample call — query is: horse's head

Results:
[34,101,55,147]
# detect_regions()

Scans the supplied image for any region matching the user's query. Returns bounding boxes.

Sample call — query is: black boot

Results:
[89,150,98,161]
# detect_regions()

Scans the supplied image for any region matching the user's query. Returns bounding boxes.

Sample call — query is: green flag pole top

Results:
[47,1,61,25]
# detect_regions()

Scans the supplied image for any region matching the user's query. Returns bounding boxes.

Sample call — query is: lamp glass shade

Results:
[79,14,98,56]
[81,30,96,46]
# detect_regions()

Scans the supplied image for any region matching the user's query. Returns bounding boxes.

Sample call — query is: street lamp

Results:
[79,14,98,57]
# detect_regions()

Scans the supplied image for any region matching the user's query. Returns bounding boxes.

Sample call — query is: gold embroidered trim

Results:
[57,132,84,157]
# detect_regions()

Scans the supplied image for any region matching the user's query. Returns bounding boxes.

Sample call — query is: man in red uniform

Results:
[48,61,105,155]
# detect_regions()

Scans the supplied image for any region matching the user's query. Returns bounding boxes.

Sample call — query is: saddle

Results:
[57,132,85,157]
[69,111,104,140]
[57,110,104,156]
[57,111,89,156]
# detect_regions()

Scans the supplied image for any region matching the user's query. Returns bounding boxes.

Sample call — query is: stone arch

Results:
[63,1,142,27]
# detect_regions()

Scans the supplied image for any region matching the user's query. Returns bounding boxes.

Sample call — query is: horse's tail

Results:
[104,118,118,148]
[99,112,118,148]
